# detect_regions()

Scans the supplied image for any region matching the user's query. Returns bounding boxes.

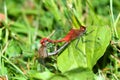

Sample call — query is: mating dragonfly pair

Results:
[38,26,86,59]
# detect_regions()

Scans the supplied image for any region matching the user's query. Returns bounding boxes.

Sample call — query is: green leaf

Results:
[57,26,111,72]
[49,67,95,80]
[49,75,68,80]
[27,70,54,80]
[64,67,95,80]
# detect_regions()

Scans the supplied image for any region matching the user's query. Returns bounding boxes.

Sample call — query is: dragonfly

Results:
[39,26,86,59]
[40,26,86,45]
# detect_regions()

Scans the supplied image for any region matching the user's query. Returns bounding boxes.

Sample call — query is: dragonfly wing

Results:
[38,46,48,59]
[48,42,69,56]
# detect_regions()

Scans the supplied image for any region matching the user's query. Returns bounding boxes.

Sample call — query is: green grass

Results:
[0,0,120,80]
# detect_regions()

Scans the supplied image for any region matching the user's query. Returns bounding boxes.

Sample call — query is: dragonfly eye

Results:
[80,26,86,32]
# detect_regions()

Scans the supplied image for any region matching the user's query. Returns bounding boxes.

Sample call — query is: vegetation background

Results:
[0,0,120,80]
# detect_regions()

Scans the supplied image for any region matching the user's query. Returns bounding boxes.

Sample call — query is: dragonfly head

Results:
[80,26,86,33]
[40,38,49,46]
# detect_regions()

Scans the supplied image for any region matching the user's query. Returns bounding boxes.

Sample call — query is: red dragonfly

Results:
[39,26,86,58]
[38,41,48,71]
[38,43,48,59]
[38,36,69,72]
[40,26,86,46]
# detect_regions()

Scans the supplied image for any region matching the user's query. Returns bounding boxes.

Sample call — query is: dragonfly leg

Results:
[84,30,94,36]
[75,37,86,56]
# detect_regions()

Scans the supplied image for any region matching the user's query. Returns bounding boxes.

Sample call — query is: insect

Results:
[39,26,86,58]
[38,43,48,59]
[40,26,86,45]
[38,40,69,72]
[38,41,48,71]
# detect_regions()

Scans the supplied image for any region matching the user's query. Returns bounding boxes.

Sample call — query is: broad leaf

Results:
[64,67,95,80]
[27,70,54,80]
[57,26,111,72]
[49,67,95,80]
